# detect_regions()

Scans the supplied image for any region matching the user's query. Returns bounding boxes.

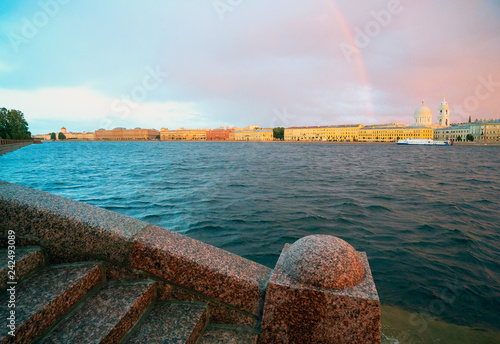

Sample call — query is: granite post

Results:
[260,235,381,343]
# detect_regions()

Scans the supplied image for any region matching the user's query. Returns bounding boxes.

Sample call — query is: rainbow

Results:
[326,0,375,119]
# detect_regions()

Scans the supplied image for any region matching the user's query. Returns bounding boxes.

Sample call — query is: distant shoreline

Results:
[36,140,500,146]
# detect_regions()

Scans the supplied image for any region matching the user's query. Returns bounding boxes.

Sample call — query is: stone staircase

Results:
[0,247,258,344]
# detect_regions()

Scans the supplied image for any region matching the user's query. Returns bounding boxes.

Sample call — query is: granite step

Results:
[0,246,45,289]
[0,262,102,344]
[123,301,207,344]
[198,326,259,344]
[40,281,155,344]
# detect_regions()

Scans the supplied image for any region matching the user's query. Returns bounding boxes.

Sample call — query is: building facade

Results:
[160,128,208,141]
[359,125,433,142]
[434,120,499,142]
[94,128,159,140]
[232,128,274,141]
[206,128,234,141]
[483,121,500,142]
[469,120,500,142]
[284,125,362,141]
[34,127,96,140]
[434,126,471,141]
[67,132,95,140]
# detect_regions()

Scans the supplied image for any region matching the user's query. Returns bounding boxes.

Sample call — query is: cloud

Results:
[0,87,204,134]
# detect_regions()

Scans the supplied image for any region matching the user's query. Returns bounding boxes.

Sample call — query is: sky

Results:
[0,0,499,134]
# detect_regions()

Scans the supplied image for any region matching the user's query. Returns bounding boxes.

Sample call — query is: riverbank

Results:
[0,140,35,156]
[453,141,500,146]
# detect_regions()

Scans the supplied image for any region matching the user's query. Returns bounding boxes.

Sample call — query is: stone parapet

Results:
[260,236,381,343]
[130,224,271,315]
[0,142,33,156]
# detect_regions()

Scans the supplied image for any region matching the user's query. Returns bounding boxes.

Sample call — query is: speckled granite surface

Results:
[0,246,44,289]
[0,263,102,344]
[208,302,259,328]
[260,243,381,343]
[157,282,205,302]
[0,182,148,263]
[198,327,258,344]
[157,282,259,328]
[130,225,272,316]
[124,301,207,344]
[44,245,94,265]
[281,235,365,289]
[41,282,154,344]
[104,263,149,282]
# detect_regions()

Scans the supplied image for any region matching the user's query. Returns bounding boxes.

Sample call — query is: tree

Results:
[0,108,9,139]
[466,134,474,142]
[273,127,285,140]
[50,132,56,140]
[456,135,462,142]
[9,110,31,139]
[0,108,31,139]
[58,132,66,140]
[155,135,161,140]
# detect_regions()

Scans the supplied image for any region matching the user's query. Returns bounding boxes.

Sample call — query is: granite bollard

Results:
[260,235,381,343]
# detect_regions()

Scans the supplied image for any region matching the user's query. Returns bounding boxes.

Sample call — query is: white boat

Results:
[396,138,452,146]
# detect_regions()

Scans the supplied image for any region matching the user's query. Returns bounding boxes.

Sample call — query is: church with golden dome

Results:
[413,97,450,128]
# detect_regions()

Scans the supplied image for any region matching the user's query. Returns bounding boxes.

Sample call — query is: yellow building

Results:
[284,124,362,141]
[160,128,208,141]
[94,128,159,140]
[34,127,96,140]
[67,132,95,140]
[358,125,433,142]
[62,126,95,140]
[32,134,51,140]
[466,120,500,142]
[232,128,274,141]
[482,121,500,142]
[434,126,471,141]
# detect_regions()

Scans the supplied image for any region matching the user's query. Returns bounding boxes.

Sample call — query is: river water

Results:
[1,141,499,343]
